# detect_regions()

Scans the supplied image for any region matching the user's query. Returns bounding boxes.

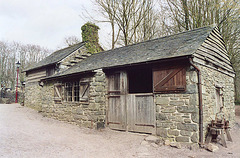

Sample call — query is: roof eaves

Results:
[42,55,192,81]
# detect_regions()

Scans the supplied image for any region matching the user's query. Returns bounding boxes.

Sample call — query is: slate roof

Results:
[44,25,215,79]
[24,42,85,72]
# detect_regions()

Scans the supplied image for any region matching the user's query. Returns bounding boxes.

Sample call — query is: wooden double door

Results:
[107,71,155,134]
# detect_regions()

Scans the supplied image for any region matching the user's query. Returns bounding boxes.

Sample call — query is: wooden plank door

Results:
[127,94,155,134]
[107,71,127,131]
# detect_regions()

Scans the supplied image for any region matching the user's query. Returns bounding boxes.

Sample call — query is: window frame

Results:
[61,80,90,103]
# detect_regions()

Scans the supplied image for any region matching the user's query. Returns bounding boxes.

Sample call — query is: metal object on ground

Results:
[205,118,232,148]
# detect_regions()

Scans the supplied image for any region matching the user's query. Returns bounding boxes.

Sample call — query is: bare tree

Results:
[160,0,240,101]
[63,36,81,46]
[94,0,160,47]
[0,41,50,89]
[95,0,120,49]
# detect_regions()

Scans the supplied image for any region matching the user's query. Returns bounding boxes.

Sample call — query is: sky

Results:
[0,0,111,50]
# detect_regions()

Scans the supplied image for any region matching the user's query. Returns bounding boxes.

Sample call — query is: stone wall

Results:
[24,46,90,111]
[154,64,235,145]
[155,67,199,145]
[58,46,91,72]
[41,69,107,129]
[24,82,43,111]
[199,64,235,133]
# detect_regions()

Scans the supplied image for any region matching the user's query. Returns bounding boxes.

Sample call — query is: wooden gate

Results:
[107,71,155,134]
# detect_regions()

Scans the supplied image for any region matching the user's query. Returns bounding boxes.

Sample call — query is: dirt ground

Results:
[0,104,240,158]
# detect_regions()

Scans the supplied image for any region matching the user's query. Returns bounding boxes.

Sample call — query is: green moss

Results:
[235,100,240,105]
[81,22,101,54]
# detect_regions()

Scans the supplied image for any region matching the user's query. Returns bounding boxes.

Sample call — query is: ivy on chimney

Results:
[81,22,101,54]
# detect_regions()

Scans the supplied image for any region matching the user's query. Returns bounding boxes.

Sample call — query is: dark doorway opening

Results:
[128,67,152,93]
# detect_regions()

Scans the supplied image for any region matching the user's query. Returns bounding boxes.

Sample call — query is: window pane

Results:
[74,81,80,102]
[65,82,72,101]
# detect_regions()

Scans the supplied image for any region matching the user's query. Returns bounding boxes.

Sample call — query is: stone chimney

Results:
[81,22,101,54]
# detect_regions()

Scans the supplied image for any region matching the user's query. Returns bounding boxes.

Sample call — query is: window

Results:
[216,87,223,113]
[128,68,152,93]
[46,67,55,77]
[74,81,80,101]
[153,66,186,93]
[65,82,73,102]
[55,80,90,102]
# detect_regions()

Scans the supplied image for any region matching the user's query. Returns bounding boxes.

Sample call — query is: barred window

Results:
[65,82,73,102]
[74,81,80,102]
[55,80,90,102]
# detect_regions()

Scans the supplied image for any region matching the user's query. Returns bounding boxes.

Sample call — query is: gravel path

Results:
[0,104,240,158]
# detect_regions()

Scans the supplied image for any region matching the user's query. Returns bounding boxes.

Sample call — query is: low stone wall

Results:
[41,69,107,129]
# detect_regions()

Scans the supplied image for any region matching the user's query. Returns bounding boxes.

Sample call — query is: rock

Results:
[191,133,198,143]
[96,122,105,130]
[177,106,197,113]
[190,144,199,151]
[161,107,176,113]
[169,101,184,106]
[156,97,169,105]
[156,113,167,120]
[180,130,192,136]
[177,123,198,132]
[95,86,104,92]
[151,143,159,148]
[207,143,219,152]
[168,129,180,136]
[141,141,149,146]
[189,94,198,106]
[144,135,160,144]
[184,118,192,123]
[156,128,168,138]
[95,76,105,82]
[164,140,170,146]
[170,142,181,149]
[186,84,198,94]
[191,113,199,123]
[176,136,189,142]
[170,100,184,106]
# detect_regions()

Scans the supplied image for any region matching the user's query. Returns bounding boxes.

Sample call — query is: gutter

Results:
[189,58,204,147]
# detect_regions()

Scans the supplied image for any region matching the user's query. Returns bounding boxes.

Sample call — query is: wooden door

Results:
[107,71,155,134]
[107,72,127,131]
[127,94,155,134]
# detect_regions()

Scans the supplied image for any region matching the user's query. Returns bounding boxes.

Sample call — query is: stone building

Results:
[24,25,235,146]
[23,23,102,111]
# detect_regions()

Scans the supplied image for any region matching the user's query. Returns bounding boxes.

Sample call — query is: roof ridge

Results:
[85,25,215,59]
[24,42,86,72]
[52,41,85,54]
[44,25,217,80]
